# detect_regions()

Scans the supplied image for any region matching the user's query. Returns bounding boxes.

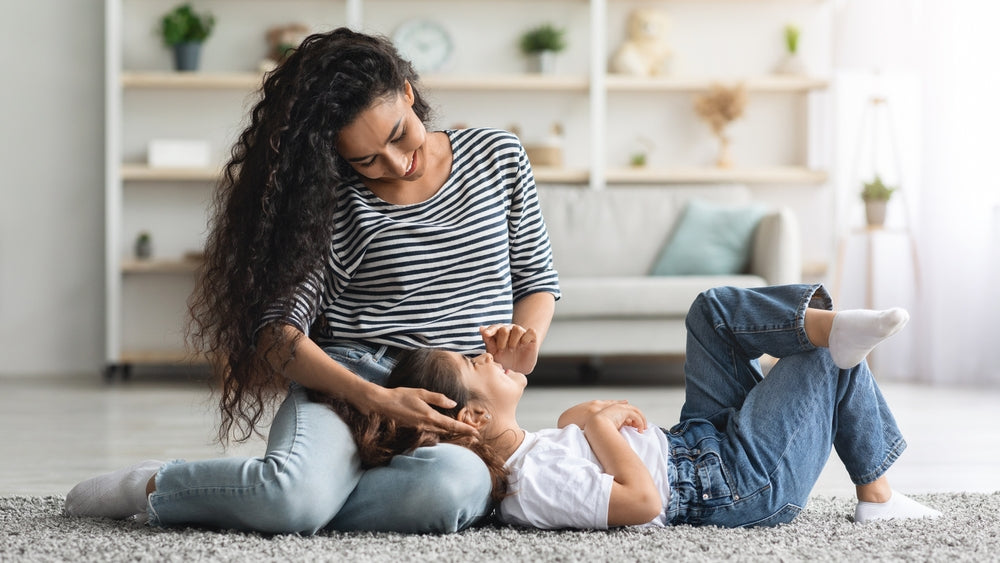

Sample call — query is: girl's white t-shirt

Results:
[498,424,672,530]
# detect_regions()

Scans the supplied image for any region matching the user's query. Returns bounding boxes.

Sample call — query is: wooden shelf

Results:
[121,71,591,92]
[121,71,826,94]
[121,165,220,182]
[121,258,201,274]
[605,166,828,185]
[533,166,589,184]
[122,71,262,89]
[605,75,829,93]
[422,73,589,92]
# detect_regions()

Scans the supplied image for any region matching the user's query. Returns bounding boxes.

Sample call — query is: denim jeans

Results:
[147,343,493,534]
[663,284,906,527]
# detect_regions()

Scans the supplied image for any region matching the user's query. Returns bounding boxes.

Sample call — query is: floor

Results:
[3,367,999,498]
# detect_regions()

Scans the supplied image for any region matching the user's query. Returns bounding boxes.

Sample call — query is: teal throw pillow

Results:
[651,199,767,276]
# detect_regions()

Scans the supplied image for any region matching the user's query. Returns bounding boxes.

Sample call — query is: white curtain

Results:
[912,0,1000,386]
[834,0,1000,386]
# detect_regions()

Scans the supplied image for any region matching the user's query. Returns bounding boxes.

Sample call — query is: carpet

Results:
[2,494,998,562]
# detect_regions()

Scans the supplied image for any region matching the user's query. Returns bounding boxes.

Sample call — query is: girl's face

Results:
[448,352,527,412]
[335,82,429,183]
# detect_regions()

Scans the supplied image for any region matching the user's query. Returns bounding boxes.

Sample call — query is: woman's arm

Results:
[260,324,476,435]
[582,403,662,527]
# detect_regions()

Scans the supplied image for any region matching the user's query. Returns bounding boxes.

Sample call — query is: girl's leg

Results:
[681,284,938,524]
[680,283,831,423]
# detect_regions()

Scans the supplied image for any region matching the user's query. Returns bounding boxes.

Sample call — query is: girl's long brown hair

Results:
[308,349,510,503]
[185,28,431,444]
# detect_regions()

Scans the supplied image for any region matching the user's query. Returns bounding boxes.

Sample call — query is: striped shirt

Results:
[260,128,560,354]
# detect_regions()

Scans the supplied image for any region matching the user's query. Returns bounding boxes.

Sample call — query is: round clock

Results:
[393,19,453,74]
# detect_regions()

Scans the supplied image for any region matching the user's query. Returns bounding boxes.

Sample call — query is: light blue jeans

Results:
[664,284,906,527]
[146,343,493,534]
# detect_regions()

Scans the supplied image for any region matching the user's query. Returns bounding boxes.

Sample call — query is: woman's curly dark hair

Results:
[187,28,432,444]
[309,348,510,503]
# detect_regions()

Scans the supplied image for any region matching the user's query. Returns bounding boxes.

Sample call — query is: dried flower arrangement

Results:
[693,83,748,168]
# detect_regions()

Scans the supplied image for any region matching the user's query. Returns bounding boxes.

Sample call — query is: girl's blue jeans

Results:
[664,284,906,527]
[146,344,493,534]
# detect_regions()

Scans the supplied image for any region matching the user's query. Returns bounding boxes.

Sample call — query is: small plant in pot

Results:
[161,3,215,72]
[861,174,896,228]
[519,23,567,74]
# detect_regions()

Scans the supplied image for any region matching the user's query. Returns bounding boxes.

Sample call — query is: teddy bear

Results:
[609,9,672,76]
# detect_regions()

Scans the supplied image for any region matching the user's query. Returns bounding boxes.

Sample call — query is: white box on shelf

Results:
[147,139,211,168]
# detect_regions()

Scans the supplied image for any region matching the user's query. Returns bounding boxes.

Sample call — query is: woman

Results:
[359,284,941,529]
[65,28,558,534]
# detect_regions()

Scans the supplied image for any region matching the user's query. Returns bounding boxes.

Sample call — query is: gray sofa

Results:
[537,184,801,358]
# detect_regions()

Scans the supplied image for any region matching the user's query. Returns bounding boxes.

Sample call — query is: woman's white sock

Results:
[64,460,163,520]
[855,490,943,523]
[828,308,909,369]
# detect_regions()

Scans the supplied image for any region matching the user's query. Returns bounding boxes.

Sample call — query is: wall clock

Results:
[393,19,453,73]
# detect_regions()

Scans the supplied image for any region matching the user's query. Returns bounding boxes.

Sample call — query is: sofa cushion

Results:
[538,185,751,278]
[553,275,767,319]
[651,199,768,276]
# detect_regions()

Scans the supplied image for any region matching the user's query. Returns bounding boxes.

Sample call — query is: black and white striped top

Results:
[260,128,561,354]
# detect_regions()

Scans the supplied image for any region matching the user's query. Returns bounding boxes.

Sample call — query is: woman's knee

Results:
[246,455,360,534]
[403,444,493,531]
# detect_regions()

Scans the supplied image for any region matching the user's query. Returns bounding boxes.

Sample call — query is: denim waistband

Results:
[332,341,407,363]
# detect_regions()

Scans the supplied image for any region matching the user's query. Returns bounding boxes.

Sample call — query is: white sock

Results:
[828,308,909,369]
[64,460,163,520]
[855,490,943,523]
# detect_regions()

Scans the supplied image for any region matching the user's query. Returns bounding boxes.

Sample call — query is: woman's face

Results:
[335,82,429,182]
[447,352,527,412]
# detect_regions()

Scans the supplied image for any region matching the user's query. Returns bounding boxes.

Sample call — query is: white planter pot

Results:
[528,50,558,74]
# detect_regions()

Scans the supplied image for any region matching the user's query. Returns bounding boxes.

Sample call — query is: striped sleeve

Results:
[256,268,326,337]
[506,138,561,302]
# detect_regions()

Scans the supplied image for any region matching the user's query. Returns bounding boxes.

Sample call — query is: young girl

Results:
[353,284,941,529]
[65,28,558,534]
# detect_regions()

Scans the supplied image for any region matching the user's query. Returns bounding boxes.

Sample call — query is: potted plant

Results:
[775,23,806,75]
[161,3,215,72]
[519,23,567,74]
[134,231,153,260]
[861,174,896,227]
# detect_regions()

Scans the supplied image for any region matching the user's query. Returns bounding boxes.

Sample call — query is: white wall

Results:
[0,0,105,375]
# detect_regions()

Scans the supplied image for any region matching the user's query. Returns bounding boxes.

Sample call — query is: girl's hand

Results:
[358,386,478,437]
[480,324,540,374]
[558,400,628,429]
[590,403,649,433]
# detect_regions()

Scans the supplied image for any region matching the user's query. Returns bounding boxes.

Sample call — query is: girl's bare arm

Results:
[582,404,662,527]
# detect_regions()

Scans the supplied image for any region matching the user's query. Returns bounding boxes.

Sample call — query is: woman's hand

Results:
[480,323,540,374]
[355,385,479,437]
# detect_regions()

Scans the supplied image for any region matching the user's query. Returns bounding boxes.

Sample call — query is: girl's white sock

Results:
[64,460,163,520]
[854,490,943,523]
[828,308,909,369]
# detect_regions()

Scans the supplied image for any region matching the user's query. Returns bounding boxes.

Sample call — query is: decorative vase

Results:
[173,42,203,72]
[864,199,887,228]
[528,50,557,74]
[715,134,733,168]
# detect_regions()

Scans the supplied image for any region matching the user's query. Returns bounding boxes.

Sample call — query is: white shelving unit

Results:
[104,0,832,376]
